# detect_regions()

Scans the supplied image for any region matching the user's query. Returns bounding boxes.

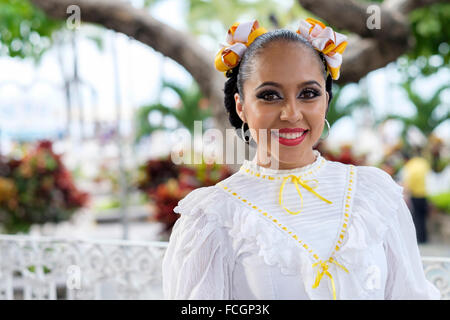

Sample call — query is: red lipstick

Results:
[272,128,309,146]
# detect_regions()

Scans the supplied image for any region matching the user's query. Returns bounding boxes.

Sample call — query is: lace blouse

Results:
[162,150,441,300]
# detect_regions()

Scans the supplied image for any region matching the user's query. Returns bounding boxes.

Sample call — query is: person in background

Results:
[401,147,431,243]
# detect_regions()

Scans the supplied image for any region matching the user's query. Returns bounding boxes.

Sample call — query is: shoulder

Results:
[174,185,226,217]
[337,165,406,246]
[355,165,402,190]
[173,174,247,223]
[176,171,244,208]
[325,160,391,181]
[356,164,393,180]
[170,185,234,245]
[351,164,405,215]
[316,159,402,196]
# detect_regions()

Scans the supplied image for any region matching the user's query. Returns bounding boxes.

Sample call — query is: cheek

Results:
[247,106,279,134]
[307,107,326,138]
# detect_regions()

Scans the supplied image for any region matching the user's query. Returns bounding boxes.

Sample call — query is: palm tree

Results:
[378,78,449,146]
[134,80,213,144]
[326,83,371,126]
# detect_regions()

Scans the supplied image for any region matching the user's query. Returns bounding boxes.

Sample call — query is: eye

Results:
[299,88,321,99]
[257,90,281,102]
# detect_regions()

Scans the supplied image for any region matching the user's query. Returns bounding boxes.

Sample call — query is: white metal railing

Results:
[0,234,449,299]
[0,235,168,300]
[421,256,450,299]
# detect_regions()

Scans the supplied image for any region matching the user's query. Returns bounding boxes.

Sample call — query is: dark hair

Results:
[223,28,334,144]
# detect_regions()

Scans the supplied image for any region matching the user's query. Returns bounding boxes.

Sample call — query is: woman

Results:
[162,18,440,300]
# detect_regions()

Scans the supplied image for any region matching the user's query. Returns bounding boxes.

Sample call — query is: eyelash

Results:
[257,88,321,101]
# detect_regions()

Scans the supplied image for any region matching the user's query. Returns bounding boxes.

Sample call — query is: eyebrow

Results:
[254,80,322,91]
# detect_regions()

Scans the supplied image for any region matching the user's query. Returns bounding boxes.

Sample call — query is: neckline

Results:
[241,149,325,178]
[216,163,356,265]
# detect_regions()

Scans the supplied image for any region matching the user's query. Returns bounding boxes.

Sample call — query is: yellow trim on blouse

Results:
[217,165,355,300]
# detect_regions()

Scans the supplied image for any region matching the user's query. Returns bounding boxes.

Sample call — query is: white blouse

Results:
[162,150,441,300]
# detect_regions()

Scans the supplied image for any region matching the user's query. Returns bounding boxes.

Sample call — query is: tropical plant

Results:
[406,2,450,75]
[378,77,449,147]
[135,153,233,237]
[0,140,90,233]
[134,80,213,144]
[326,83,371,126]
[0,0,63,61]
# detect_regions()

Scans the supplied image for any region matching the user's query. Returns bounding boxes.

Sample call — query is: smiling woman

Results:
[161,19,441,300]
[235,39,329,169]
[224,25,335,170]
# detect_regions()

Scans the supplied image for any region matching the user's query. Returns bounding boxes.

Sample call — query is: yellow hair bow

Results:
[296,18,348,80]
[214,20,267,76]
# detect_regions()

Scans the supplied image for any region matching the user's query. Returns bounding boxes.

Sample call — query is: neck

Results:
[254,149,317,170]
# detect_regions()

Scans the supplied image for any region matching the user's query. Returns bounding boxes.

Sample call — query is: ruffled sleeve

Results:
[384,195,441,299]
[162,186,235,299]
[359,166,441,299]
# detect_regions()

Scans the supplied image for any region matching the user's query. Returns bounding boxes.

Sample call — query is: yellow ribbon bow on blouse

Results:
[296,18,348,80]
[214,20,267,75]
[312,257,349,300]
[278,175,332,215]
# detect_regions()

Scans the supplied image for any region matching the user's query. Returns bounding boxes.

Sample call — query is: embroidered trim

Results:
[239,157,326,180]
[329,164,356,257]
[216,181,321,261]
[216,164,355,262]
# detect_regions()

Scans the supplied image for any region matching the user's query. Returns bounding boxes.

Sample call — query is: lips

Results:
[271,129,309,146]
[278,128,308,133]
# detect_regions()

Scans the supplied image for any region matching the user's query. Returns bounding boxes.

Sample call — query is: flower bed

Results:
[0,140,90,234]
[135,154,233,238]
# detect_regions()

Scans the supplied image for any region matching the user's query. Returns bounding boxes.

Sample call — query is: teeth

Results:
[274,131,306,139]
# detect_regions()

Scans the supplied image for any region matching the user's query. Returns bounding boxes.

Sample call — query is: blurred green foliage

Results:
[379,79,449,141]
[327,83,370,126]
[408,3,450,75]
[0,0,63,62]
[429,192,450,214]
[134,80,212,144]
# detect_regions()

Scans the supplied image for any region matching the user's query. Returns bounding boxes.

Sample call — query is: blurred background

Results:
[0,0,449,299]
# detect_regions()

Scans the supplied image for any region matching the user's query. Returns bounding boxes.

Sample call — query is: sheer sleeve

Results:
[162,187,235,299]
[382,176,441,300]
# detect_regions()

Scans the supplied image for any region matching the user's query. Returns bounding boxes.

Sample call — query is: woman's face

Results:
[235,41,329,169]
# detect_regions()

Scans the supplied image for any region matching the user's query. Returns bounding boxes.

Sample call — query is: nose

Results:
[280,97,303,122]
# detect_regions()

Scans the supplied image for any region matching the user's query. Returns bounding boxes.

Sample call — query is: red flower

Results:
[0,139,90,233]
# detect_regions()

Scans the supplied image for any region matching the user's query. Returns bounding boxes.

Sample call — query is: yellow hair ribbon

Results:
[214,20,267,74]
[296,17,348,80]
[214,18,347,80]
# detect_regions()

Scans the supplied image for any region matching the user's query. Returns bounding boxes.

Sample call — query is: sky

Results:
[0,0,448,158]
